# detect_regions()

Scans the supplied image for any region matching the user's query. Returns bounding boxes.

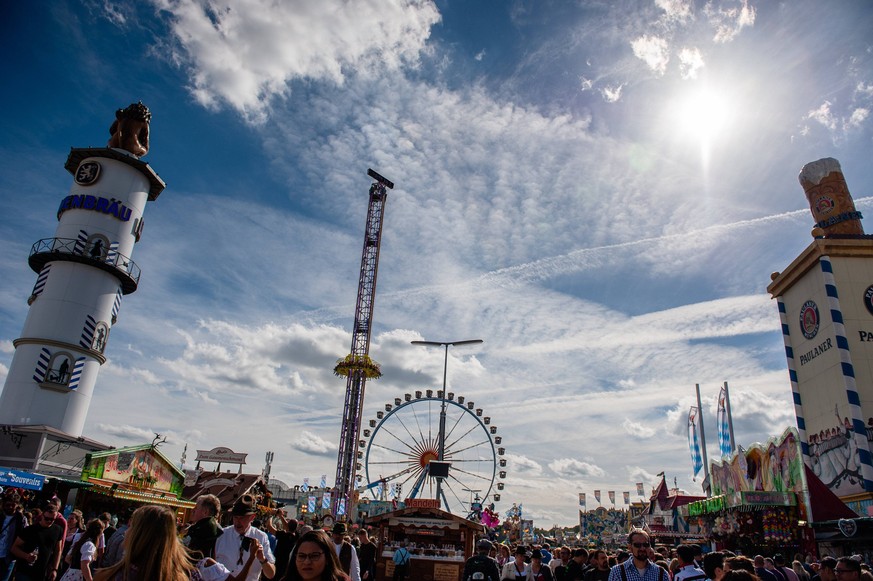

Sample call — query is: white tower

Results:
[0,103,164,437]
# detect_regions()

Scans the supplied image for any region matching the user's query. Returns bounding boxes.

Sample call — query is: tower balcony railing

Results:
[28,237,140,294]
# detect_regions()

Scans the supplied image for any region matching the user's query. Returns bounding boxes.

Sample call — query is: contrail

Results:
[300,198,873,320]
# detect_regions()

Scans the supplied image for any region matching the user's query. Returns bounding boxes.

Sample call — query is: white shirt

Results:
[335,541,361,581]
[214,525,275,581]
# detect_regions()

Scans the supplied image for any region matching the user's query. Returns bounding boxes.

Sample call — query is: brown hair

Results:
[71,519,105,566]
[96,505,194,581]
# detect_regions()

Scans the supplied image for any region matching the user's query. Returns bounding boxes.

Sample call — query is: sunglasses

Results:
[632,542,650,548]
[835,571,858,575]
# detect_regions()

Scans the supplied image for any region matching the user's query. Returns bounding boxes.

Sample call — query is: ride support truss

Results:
[332,169,393,518]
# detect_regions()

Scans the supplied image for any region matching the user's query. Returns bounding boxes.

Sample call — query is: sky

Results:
[1,0,872,527]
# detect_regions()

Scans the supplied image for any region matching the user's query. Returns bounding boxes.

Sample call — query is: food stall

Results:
[364,501,484,581]
[77,444,194,516]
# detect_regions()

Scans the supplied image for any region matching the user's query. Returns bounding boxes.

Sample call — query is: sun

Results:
[674,86,731,145]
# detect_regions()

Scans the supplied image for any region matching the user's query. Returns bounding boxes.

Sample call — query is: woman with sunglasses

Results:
[281,530,349,581]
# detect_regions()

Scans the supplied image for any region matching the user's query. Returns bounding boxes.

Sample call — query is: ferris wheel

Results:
[358,390,506,515]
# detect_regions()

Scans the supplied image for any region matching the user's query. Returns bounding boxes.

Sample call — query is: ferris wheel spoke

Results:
[440,477,467,512]
[374,465,419,483]
[380,424,424,452]
[444,425,482,454]
[409,401,431,447]
[367,460,418,465]
[446,438,491,457]
[449,465,492,482]
[370,441,419,459]
[392,407,429,450]
[443,409,467,443]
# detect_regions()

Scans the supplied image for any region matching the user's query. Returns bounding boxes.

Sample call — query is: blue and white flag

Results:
[338,498,346,516]
[320,474,327,488]
[578,493,586,508]
[717,388,731,456]
[389,483,397,499]
[307,496,316,512]
[302,477,309,492]
[322,492,331,510]
[688,406,703,477]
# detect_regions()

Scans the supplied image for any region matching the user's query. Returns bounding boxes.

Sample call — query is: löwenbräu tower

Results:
[0,102,164,437]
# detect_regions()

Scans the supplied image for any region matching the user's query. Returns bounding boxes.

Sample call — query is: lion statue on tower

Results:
[107,101,151,157]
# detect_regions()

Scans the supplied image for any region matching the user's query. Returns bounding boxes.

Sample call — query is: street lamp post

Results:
[411,338,483,508]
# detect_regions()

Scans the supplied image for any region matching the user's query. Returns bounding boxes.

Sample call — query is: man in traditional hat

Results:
[214,494,276,581]
[331,522,361,581]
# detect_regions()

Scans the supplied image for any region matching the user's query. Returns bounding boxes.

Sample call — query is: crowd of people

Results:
[0,491,375,581]
[459,529,873,581]
[3,490,872,581]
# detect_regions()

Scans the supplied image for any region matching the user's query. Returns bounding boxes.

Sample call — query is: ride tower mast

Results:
[332,169,393,519]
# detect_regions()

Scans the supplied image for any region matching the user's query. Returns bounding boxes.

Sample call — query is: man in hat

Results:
[215,494,276,581]
[331,522,361,581]
[463,538,500,581]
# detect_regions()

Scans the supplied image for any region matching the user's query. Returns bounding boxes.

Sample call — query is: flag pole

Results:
[724,381,736,454]
[696,383,711,495]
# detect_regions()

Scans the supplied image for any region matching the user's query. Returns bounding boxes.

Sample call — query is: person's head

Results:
[617,551,630,564]
[193,494,220,522]
[560,546,572,563]
[774,555,787,567]
[357,528,370,543]
[592,549,609,570]
[531,550,543,567]
[723,570,761,581]
[677,545,697,566]
[627,529,651,563]
[836,557,862,581]
[726,556,755,573]
[516,546,528,563]
[821,557,838,581]
[704,552,726,581]
[765,558,777,570]
[230,495,257,535]
[477,539,493,554]
[574,548,589,563]
[39,500,58,527]
[99,511,112,525]
[112,505,194,581]
[498,544,511,559]
[288,530,347,581]
[331,522,347,544]
[1,495,17,516]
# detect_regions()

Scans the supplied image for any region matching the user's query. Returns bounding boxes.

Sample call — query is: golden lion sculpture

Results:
[107,101,151,157]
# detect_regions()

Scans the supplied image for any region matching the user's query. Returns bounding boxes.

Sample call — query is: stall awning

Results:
[805,465,858,522]
[87,482,195,509]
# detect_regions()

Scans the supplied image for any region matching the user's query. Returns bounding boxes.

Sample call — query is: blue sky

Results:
[1,0,873,525]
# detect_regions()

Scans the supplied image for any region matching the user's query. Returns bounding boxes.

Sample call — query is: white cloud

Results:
[847,107,869,128]
[622,418,656,438]
[656,0,694,23]
[678,46,705,79]
[505,453,543,475]
[549,458,606,478]
[601,84,624,102]
[475,49,486,61]
[631,35,670,75]
[292,430,338,456]
[148,0,441,122]
[705,0,756,43]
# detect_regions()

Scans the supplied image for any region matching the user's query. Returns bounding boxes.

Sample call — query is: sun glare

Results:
[675,87,731,145]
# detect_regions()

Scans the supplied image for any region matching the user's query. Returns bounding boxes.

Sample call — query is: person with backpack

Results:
[392,540,411,581]
[463,539,500,581]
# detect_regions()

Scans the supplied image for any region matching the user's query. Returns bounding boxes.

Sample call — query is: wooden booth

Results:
[365,503,485,581]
